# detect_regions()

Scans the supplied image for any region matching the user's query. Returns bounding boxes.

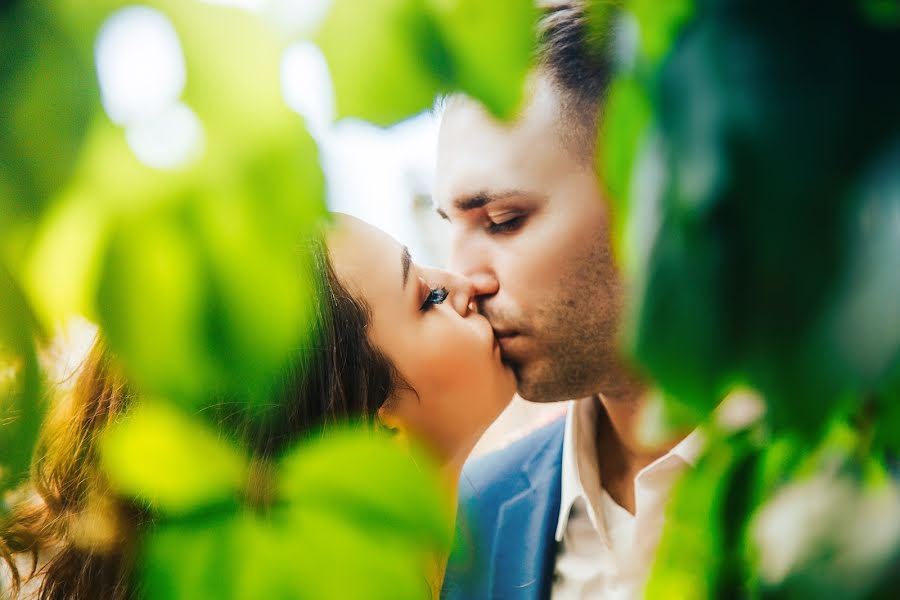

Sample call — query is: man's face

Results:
[434,79,624,403]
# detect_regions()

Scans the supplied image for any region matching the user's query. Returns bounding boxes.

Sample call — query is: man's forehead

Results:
[437,97,508,155]
[439,76,563,141]
[434,84,569,214]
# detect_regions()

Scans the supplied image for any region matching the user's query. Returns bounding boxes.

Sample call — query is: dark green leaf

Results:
[0,0,97,258]
[625,1,900,437]
[861,0,900,26]
[0,262,43,498]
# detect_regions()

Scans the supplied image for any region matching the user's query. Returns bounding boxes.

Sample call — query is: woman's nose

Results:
[422,266,477,317]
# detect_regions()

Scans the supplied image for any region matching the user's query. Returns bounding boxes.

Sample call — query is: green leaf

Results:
[140,512,305,600]
[276,430,452,598]
[139,430,451,599]
[100,401,248,514]
[811,138,900,398]
[317,0,537,126]
[629,215,731,416]
[428,0,537,120]
[23,186,113,325]
[624,2,900,438]
[282,509,434,599]
[97,211,214,402]
[91,126,326,408]
[192,132,325,405]
[873,353,900,458]
[140,514,239,600]
[645,433,758,600]
[629,0,694,65]
[0,262,43,498]
[316,0,447,126]
[42,2,332,408]
[142,507,433,600]
[598,75,653,270]
[0,0,97,256]
[279,428,453,551]
[861,0,900,26]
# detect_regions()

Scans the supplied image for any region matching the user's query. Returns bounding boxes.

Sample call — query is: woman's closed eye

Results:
[420,286,449,312]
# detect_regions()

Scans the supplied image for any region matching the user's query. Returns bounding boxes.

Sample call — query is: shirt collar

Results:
[553,391,764,542]
[554,396,702,543]
[555,401,581,542]
[556,398,606,542]
[668,428,705,467]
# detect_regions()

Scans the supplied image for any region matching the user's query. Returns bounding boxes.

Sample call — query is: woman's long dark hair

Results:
[1,235,405,599]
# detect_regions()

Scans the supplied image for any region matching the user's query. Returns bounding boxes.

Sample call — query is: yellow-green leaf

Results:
[316,0,447,126]
[100,401,248,513]
[279,428,454,550]
[428,0,537,120]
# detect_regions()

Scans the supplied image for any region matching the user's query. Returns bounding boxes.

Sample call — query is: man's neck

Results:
[592,390,681,515]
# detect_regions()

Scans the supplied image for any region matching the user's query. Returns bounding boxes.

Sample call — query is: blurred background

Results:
[45,1,559,458]
[3,0,898,598]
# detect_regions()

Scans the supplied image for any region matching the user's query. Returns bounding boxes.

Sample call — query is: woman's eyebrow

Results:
[401,246,411,289]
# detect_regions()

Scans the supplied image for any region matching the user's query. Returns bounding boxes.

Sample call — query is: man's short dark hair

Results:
[535,1,618,159]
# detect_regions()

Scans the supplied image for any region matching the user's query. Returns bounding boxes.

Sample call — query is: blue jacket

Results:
[442,418,565,600]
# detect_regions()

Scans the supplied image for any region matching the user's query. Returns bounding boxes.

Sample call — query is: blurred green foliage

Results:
[644,431,758,599]
[2,0,898,598]
[0,264,43,503]
[0,0,96,263]
[30,0,327,410]
[0,0,529,596]
[101,402,250,514]
[317,0,537,126]
[103,407,452,599]
[599,0,900,597]
[614,0,900,436]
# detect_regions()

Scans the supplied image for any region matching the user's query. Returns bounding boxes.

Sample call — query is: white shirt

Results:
[550,397,704,599]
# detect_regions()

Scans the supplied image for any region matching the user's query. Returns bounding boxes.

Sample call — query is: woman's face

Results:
[327,215,515,463]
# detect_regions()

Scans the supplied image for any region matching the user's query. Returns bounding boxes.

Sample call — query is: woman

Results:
[0,214,515,599]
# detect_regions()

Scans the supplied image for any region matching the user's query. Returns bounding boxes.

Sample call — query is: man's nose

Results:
[446,272,477,317]
[448,244,499,298]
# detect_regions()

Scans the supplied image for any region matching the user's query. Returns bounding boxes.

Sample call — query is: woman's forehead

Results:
[326,214,404,296]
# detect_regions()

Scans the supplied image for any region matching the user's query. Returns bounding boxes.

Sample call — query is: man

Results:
[436,3,702,598]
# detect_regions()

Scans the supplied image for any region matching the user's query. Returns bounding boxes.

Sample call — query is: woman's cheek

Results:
[414,323,470,379]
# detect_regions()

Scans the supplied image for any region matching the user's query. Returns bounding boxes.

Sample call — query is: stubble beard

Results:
[513,242,626,403]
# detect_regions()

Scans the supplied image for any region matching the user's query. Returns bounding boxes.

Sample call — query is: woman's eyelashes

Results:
[420,286,449,312]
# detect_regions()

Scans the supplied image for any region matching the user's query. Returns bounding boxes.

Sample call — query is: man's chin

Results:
[513,365,576,404]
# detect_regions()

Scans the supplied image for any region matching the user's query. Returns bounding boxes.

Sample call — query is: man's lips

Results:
[493,330,520,352]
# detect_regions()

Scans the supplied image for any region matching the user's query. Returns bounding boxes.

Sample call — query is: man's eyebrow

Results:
[435,189,534,221]
[401,246,412,289]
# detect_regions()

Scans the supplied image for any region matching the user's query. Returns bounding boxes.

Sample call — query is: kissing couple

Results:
[4,4,696,600]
